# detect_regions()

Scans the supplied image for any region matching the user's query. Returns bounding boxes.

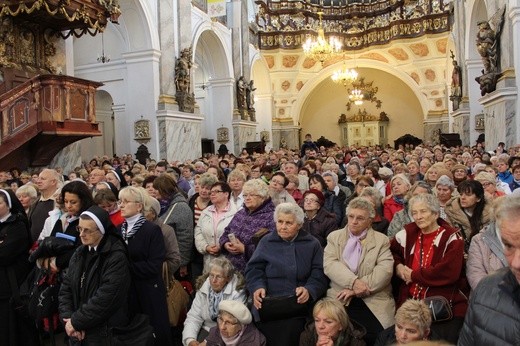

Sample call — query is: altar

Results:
[338,110,389,147]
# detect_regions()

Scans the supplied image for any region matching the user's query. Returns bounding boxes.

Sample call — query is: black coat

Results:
[302,208,338,247]
[58,233,130,344]
[125,220,171,345]
[0,214,32,346]
[49,217,82,270]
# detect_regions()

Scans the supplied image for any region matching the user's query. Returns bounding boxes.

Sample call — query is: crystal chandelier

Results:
[349,88,364,105]
[302,12,343,64]
[331,62,358,87]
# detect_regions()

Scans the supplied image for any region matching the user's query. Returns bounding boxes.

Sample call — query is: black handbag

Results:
[27,270,60,320]
[258,294,309,322]
[110,313,155,346]
[423,295,453,322]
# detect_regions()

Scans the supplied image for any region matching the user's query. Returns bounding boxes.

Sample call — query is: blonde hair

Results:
[313,298,349,331]
[395,299,432,336]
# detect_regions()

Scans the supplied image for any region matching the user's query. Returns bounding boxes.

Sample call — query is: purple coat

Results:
[219,199,276,273]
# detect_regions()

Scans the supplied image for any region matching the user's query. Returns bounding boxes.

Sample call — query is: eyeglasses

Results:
[117,200,139,206]
[210,190,225,195]
[304,198,319,204]
[76,226,99,235]
[347,214,369,222]
[209,274,226,281]
[243,194,261,199]
[217,316,239,326]
[481,182,494,187]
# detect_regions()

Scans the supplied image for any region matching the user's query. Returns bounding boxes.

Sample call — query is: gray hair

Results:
[346,197,376,219]
[359,187,383,209]
[15,184,38,201]
[322,171,338,185]
[242,179,269,198]
[199,173,218,188]
[495,194,520,224]
[435,175,455,190]
[208,257,236,280]
[408,194,440,215]
[274,202,305,226]
[391,173,412,189]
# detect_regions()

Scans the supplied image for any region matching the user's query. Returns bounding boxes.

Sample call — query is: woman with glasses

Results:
[324,197,395,345]
[118,186,171,345]
[301,189,337,247]
[195,182,238,273]
[59,206,131,345]
[183,258,246,346]
[219,179,276,274]
[268,172,296,206]
[204,300,266,346]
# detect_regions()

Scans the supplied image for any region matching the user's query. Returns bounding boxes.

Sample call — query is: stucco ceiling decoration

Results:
[436,38,447,54]
[359,53,388,63]
[281,80,291,91]
[408,43,429,57]
[388,48,409,60]
[302,57,318,69]
[282,55,299,68]
[254,0,451,51]
[296,81,304,91]
[264,55,275,68]
[410,72,420,84]
[424,69,436,81]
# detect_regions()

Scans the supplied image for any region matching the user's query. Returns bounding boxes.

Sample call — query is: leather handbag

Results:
[258,294,309,322]
[162,262,190,327]
[423,295,453,322]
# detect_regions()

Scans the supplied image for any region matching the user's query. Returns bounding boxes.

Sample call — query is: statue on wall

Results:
[474,7,505,96]
[449,50,462,110]
[246,80,256,110]
[236,76,247,110]
[175,47,195,113]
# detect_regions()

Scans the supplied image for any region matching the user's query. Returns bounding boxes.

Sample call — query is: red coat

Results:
[383,197,404,222]
[390,219,468,318]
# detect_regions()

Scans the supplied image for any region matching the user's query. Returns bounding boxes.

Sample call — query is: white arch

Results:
[192,21,233,79]
[133,0,160,50]
[465,0,489,61]
[293,59,430,124]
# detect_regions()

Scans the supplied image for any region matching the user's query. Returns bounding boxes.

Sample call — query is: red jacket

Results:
[383,197,404,222]
[390,219,468,318]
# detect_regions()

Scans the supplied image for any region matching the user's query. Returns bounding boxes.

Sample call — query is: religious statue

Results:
[449,50,462,110]
[474,7,505,96]
[236,76,247,110]
[280,137,287,149]
[246,80,257,110]
[175,47,195,113]
[175,47,192,94]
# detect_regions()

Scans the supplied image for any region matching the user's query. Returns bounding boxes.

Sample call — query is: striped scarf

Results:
[121,215,147,242]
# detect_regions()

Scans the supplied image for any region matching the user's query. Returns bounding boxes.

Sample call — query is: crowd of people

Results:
[1,135,520,346]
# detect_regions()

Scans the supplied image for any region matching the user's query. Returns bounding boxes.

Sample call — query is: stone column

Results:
[466,58,487,144]
[157,0,176,110]
[205,77,235,150]
[232,121,257,155]
[50,142,82,173]
[510,1,520,145]
[157,111,204,162]
[480,89,517,149]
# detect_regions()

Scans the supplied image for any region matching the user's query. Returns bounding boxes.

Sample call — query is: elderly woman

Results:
[299,298,366,346]
[246,203,328,346]
[118,186,171,345]
[203,300,266,346]
[359,187,389,235]
[59,206,131,345]
[301,189,337,247]
[227,170,246,210]
[424,163,452,188]
[219,179,276,273]
[435,175,456,222]
[383,174,412,222]
[387,181,433,239]
[474,171,506,200]
[15,183,38,215]
[390,194,467,343]
[309,174,344,226]
[324,197,395,345]
[154,174,194,278]
[374,299,433,345]
[444,180,493,252]
[183,258,246,346]
[105,169,127,191]
[195,182,238,272]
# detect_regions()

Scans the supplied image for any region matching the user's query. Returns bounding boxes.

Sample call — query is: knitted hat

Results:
[451,164,468,174]
[81,205,110,234]
[218,300,252,325]
[303,189,325,206]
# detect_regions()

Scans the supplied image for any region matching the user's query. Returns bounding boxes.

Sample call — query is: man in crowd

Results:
[30,168,61,241]
[458,194,520,345]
